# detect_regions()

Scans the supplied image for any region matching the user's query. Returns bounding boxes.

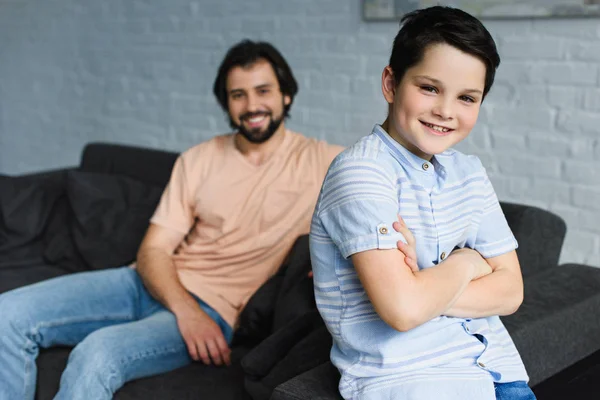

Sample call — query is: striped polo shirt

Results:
[310,125,529,399]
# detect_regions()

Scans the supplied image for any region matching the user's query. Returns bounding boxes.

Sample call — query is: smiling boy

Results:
[310,6,534,400]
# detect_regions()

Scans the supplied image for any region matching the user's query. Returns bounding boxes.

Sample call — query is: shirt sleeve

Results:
[317,156,406,259]
[472,162,518,258]
[150,155,195,234]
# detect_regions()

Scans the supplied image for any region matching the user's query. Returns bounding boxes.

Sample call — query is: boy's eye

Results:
[258,89,270,95]
[420,85,437,93]
[459,95,476,103]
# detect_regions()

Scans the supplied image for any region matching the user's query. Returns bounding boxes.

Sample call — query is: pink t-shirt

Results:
[150,130,343,328]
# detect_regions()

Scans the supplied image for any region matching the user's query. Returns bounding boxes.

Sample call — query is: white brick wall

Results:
[0,0,598,266]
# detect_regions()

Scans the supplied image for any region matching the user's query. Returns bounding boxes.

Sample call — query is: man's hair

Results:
[212,39,298,117]
[389,6,500,99]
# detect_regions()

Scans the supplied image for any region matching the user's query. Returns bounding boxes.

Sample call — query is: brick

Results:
[240,17,277,36]
[527,135,572,158]
[485,83,514,104]
[344,112,384,136]
[490,131,526,152]
[485,20,534,40]
[496,155,561,180]
[528,179,572,206]
[530,63,597,86]
[305,71,351,93]
[304,17,356,35]
[572,186,600,211]
[356,35,392,55]
[350,76,381,97]
[494,61,532,84]
[547,86,583,109]
[466,126,492,151]
[531,18,600,39]
[562,160,600,185]
[556,110,600,136]
[567,41,600,62]
[514,85,547,107]
[570,138,599,161]
[293,55,363,76]
[583,88,600,111]
[489,106,555,130]
[500,38,564,60]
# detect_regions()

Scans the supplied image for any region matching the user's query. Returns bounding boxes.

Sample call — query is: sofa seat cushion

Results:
[0,264,68,295]
[271,362,342,400]
[35,346,254,400]
[502,264,600,386]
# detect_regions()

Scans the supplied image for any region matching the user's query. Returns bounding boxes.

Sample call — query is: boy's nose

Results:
[432,99,454,120]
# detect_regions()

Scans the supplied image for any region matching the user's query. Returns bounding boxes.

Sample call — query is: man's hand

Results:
[392,215,419,272]
[447,248,492,280]
[175,306,231,366]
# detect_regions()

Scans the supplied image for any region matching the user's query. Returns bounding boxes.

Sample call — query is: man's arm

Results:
[352,247,490,332]
[442,250,524,318]
[136,224,231,366]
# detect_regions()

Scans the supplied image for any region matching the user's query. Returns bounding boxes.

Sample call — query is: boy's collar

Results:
[372,124,447,174]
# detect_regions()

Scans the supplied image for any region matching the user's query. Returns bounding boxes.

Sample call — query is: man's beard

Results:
[230,111,285,144]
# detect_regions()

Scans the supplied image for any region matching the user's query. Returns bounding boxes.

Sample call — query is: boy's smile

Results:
[381,43,486,161]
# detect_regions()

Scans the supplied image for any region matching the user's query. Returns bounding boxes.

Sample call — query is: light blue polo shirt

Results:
[310,125,528,399]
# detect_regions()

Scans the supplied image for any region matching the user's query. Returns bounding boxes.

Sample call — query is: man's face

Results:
[226,59,291,144]
[382,43,486,160]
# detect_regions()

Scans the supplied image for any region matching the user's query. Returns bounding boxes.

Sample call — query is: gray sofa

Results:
[2,142,599,400]
[267,203,600,399]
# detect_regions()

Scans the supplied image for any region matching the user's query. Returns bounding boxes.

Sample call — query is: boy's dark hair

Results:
[213,39,298,117]
[389,6,500,99]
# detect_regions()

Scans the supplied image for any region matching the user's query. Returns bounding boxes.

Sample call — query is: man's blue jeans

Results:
[495,381,537,399]
[0,267,232,400]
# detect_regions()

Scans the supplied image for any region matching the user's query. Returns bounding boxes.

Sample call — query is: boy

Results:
[309,6,534,400]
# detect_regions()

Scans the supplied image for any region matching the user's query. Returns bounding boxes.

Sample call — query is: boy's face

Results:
[382,43,486,161]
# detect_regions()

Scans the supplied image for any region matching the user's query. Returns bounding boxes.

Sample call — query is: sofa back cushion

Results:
[500,202,566,277]
[0,173,66,267]
[79,142,178,188]
[43,171,163,271]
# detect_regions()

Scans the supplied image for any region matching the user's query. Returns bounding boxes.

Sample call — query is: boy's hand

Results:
[392,215,419,272]
[448,248,492,280]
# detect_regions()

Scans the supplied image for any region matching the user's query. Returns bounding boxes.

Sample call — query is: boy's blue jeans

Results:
[495,381,537,399]
[0,267,232,400]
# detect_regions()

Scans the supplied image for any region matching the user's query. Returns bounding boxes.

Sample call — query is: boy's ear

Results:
[381,66,396,104]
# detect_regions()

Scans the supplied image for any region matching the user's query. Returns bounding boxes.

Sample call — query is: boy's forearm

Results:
[443,267,523,318]
[402,258,474,328]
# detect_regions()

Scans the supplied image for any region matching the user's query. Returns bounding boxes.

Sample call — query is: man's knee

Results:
[66,328,126,389]
[0,291,36,333]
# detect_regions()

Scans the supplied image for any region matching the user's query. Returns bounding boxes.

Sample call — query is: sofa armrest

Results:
[270,362,342,400]
[500,202,566,278]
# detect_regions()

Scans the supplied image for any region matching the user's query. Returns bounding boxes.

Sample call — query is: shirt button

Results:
[465,326,470,333]
[478,362,486,368]
[422,163,429,171]
[379,226,388,234]
[440,252,446,260]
